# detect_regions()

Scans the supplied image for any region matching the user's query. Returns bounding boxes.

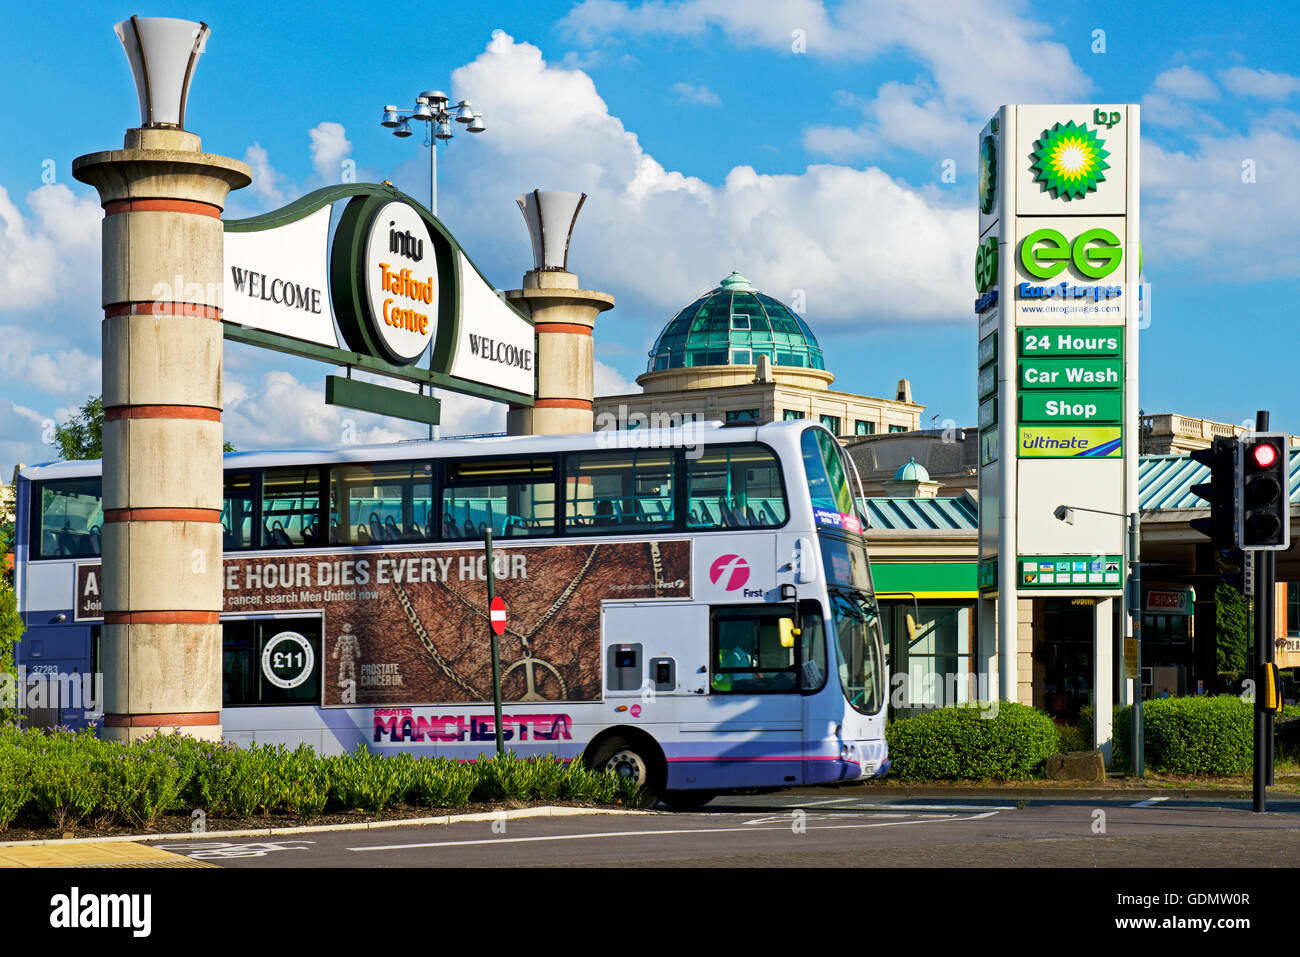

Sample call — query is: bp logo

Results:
[1030,121,1110,201]
[979,134,997,215]
[975,236,998,293]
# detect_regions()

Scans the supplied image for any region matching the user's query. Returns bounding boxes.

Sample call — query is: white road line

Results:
[856,803,1017,812]
[1130,797,1170,807]
[348,812,998,853]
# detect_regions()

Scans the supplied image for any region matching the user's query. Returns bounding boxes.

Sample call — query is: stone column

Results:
[74,128,249,742]
[505,270,614,435]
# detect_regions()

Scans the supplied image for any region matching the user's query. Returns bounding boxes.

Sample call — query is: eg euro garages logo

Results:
[1019,226,1122,280]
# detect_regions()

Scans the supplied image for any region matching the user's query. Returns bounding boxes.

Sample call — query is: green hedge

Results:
[0,727,636,832]
[885,702,1060,781]
[1112,696,1256,776]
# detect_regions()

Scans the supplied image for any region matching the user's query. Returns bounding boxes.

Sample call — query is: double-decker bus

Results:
[13,420,888,809]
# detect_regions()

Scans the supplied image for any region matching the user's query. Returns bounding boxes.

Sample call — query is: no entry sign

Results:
[489,596,507,635]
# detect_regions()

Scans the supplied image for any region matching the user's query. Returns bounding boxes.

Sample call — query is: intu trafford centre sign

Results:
[222,183,536,423]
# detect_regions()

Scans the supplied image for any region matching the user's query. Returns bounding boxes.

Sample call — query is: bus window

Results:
[564,450,674,533]
[222,473,256,550]
[830,591,885,715]
[222,618,321,706]
[801,428,854,516]
[710,607,799,694]
[442,457,556,539]
[261,468,323,549]
[35,478,103,558]
[330,460,434,545]
[687,444,786,529]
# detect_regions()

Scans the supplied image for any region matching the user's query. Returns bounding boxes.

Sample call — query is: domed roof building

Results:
[595,272,923,439]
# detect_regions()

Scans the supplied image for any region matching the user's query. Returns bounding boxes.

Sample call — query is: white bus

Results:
[13,420,888,809]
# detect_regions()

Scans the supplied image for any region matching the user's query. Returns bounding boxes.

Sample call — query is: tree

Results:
[53,395,103,460]
[1215,582,1248,675]
[52,395,235,459]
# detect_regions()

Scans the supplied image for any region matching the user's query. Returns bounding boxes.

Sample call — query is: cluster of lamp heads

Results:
[382,92,484,139]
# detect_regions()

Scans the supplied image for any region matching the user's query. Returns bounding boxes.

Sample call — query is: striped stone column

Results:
[74,127,250,742]
[505,270,614,436]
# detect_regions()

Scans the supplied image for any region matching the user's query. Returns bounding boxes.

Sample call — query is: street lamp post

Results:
[381,91,485,215]
[380,91,486,440]
[1055,503,1143,777]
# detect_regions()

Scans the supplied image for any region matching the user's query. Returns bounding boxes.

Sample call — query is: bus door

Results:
[15,624,98,730]
[694,604,804,789]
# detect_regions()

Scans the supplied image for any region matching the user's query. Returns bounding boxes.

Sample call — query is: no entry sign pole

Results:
[485,529,505,756]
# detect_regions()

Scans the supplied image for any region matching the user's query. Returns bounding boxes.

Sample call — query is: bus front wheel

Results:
[589,737,662,809]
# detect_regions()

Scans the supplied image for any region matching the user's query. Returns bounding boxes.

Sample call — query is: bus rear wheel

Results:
[589,737,662,809]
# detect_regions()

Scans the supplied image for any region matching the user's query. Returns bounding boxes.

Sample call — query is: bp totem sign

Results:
[222,184,536,423]
[976,105,1138,601]
[976,105,1139,704]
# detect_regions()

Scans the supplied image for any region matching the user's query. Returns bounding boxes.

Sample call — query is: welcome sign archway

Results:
[222,182,536,423]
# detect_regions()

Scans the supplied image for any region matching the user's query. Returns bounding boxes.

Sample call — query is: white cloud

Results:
[563,0,1090,116]
[224,369,420,450]
[309,121,353,184]
[243,142,288,208]
[0,183,100,310]
[673,82,721,106]
[0,398,55,482]
[442,33,969,325]
[594,358,640,397]
[0,324,101,397]
[1220,67,1300,101]
[1152,66,1219,101]
[1142,123,1300,281]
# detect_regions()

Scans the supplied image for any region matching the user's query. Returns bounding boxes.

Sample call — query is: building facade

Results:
[594,273,924,437]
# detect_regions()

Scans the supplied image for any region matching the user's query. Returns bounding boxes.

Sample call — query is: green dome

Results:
[894,457,930,482]
[648,272,826,373]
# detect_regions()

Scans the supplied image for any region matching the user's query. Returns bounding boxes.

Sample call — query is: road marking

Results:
[855,803,1017,812]
[742,813,909,825]
[164,841,316,860]
[349,813,999,853]
[1130,797,1170,808]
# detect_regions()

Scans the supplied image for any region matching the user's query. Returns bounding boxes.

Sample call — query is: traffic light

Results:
[1239,433,1290,550]
[1190,436,1238,549]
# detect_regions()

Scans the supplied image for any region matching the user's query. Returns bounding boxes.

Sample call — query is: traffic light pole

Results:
[1253,409,1273,813]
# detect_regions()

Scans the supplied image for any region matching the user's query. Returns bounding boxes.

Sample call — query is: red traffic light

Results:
[1252,442,1279,469]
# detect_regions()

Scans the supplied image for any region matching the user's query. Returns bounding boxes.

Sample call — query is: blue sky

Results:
[2,0,1299,478]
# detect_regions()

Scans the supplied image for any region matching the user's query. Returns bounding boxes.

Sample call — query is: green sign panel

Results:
[980,427,999,465]
[1020,391,1122,424]
[978,558,997,591]
[978,330,997,367]
[979,395,998,430]
[978,364,997,399]
[1018,357,1121,390]
[1019,555,1122,589]
[1020,326,1122,357]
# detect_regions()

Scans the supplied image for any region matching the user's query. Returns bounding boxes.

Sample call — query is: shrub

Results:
[327,747,409,812]
[885,702,1060,781]
[1142,695,1252,776]
[28,728,108,829]
[277,744,331,817]
[0,737,33,829]
[101,735,197,830]
[192,741,284,817]
[409,757,477,808]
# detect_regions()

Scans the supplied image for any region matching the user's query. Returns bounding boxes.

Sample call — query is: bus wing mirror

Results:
[779,618,799,648]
